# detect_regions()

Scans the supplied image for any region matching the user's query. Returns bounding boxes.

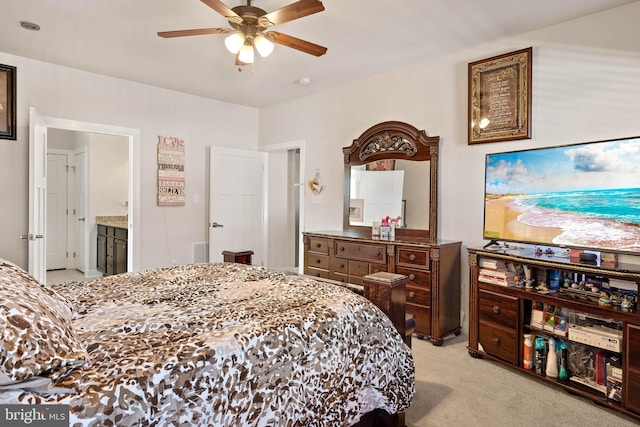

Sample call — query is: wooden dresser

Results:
[303,230,461,345]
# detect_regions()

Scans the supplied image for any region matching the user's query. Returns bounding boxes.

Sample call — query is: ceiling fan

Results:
[158,0,327,67]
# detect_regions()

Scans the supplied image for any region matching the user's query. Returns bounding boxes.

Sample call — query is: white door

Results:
[46,152,68,270]
[27,107,47,282]
[74,151,87,272]
[209,147,265,265]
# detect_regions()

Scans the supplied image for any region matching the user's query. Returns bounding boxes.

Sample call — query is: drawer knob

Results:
[492,305,500,314]
[339,247,345,252]
[315,273,321,277]
[409,254,416,261]
[315,259,321,264]
[408,291,415,298]
[376,250,381,256]
[340,263,345,268]
[409,274,416,281]
[493,337,500,345]
[315,243,322,248]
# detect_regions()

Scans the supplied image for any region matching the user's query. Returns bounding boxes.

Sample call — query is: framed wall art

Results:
[0,64,16,140]
[157,135,185,206]
[468,47,532,145]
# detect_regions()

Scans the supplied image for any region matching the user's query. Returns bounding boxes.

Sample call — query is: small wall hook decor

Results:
[308,169,323,195]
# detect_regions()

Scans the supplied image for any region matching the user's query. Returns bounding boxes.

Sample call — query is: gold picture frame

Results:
[0,64,16,140]
[468,47,532,145]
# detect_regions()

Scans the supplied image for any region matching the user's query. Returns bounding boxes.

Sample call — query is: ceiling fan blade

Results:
[269,32,327,57]
[157,28,232,38]
[200,0,243,24]
[258,0,324,27]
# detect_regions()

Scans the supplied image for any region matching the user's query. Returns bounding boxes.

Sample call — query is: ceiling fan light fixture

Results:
[254,34,274,58]
[224,31,245,54]
[238,43,255,64]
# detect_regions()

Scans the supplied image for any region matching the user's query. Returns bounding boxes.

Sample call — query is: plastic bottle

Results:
[523,334,533,370]
[546,337,559,378]
[534,337,546,375]
[558,341,569,380]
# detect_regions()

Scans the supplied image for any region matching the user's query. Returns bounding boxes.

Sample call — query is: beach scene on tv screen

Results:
[484,137,640,252]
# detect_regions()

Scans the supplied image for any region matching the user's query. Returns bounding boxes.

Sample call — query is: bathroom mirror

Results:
[343,121,439,241]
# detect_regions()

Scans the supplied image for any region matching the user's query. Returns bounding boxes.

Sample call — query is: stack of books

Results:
[478,258,516,286]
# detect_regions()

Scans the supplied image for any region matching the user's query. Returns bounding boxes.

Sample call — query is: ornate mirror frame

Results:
[343,121,440,241]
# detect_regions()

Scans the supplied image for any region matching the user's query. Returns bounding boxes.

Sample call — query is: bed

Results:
[0,258,414,426]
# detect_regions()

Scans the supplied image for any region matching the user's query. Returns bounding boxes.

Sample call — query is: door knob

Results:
[78,217,86,221]
[210,222,224,228]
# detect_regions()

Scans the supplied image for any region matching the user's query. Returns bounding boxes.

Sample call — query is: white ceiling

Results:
[0,0,636,108]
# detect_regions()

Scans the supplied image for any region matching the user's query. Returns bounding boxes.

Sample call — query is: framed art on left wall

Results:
[0,64,16,140]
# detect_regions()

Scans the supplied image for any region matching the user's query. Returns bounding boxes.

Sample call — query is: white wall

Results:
[259,2,640,330]
[0,51,258,270]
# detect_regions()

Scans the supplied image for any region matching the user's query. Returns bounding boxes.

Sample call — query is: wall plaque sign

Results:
[468,47,532,144]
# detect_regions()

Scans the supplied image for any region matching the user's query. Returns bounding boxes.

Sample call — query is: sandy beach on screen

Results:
[484,196,563,243]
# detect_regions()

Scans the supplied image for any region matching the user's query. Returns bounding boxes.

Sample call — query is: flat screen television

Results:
[483,136,640,254]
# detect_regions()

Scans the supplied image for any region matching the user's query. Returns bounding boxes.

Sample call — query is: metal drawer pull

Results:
[409,254,416,261]
[492,305,500,314]
[493,337,500,345]
[409,274,416,281]
[408,291,415,298]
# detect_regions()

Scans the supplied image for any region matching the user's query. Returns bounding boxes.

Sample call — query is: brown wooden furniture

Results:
[363,272,416,348]
[222,249,253,265]
[304,120,463,346]
[304,231,461,345]
[97,224,127,276]
[468,247,640,421]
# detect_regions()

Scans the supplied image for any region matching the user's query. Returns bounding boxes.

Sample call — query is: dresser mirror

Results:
[343,121,439,241]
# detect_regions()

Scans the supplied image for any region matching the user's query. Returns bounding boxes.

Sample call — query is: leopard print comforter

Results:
[1,263,414,426]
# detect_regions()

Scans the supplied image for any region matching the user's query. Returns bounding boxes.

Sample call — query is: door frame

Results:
[262,140,306,274]
[29,110,140,276]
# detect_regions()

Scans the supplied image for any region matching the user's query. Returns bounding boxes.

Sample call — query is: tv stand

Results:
[468,247,640,421]
[482,239,501,249]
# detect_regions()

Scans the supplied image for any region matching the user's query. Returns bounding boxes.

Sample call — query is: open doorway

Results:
[46,129,129,282]
[28,108,140,284]
[263,141,305,274]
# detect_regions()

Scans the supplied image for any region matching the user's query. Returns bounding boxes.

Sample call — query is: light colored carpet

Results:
[406,333,638,426]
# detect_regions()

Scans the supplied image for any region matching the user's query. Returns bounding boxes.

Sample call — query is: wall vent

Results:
[194,242,209,263]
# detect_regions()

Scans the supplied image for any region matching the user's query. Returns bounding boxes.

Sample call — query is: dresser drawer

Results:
[408,303,431,336]
[396,267,430,288]
[306,254,329,270]
[308,237,329,254]
[479,289,518,330]
[331,272,348,283]
[349,260,370,277]
[305,266,329,279]
[368,264,387,275]
[331,257,349,274]
[396,247,430,269]
[406,284,430,306]
[335,241,385,263]
[479,321,518,365]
